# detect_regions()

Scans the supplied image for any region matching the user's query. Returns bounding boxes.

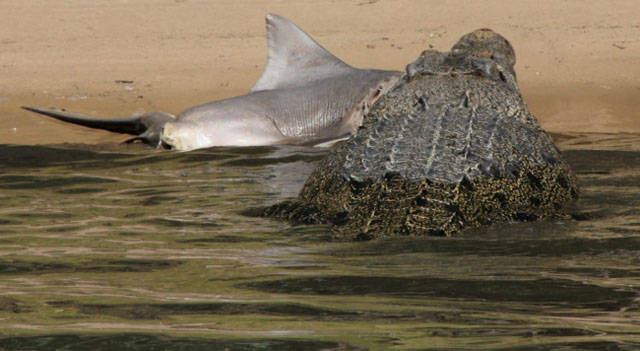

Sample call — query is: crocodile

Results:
[264,28,579,240]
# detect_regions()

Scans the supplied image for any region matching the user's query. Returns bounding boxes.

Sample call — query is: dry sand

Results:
[1,0,639,145]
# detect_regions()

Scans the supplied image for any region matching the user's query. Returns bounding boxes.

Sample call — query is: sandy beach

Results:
[1,0,638,145]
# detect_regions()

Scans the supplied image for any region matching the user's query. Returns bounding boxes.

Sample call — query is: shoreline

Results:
[1,0,638,145]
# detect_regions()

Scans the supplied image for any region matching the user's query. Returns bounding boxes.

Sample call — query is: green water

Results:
[0,133,639,351]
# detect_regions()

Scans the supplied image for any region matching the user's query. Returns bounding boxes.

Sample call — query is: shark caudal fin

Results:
[21,106,175,146]
[250,14,356,93]
[22,106,142,134]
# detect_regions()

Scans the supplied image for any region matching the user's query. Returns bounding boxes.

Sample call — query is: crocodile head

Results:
[407,28,518,88]
[451,28,516,68]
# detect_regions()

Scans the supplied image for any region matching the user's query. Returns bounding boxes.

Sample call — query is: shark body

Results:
[23,14,400,151]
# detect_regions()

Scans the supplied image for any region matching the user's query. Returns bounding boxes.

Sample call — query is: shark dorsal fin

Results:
[250,14,355,93]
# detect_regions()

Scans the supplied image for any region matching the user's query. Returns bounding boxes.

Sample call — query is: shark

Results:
[23,14,401,151]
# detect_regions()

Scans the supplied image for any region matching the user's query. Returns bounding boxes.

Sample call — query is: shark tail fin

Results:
[22,107,176,147]
[22,106,143,135]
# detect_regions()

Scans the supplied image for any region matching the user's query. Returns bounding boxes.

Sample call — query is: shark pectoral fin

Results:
[249,13,355,93]
[136,111,176,147]
[122,128,169,148]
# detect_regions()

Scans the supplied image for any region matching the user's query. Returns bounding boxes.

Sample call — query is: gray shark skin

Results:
[22,14,401,151]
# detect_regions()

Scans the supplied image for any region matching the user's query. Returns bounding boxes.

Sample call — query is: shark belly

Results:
[161,97,286,151]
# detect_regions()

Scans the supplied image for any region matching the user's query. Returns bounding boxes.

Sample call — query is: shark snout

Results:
[161,122,212,151]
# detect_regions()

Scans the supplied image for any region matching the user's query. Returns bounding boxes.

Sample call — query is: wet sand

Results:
[1,0,639,145]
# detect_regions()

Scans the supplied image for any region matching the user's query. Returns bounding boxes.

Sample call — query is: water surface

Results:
[0,133,639,350]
